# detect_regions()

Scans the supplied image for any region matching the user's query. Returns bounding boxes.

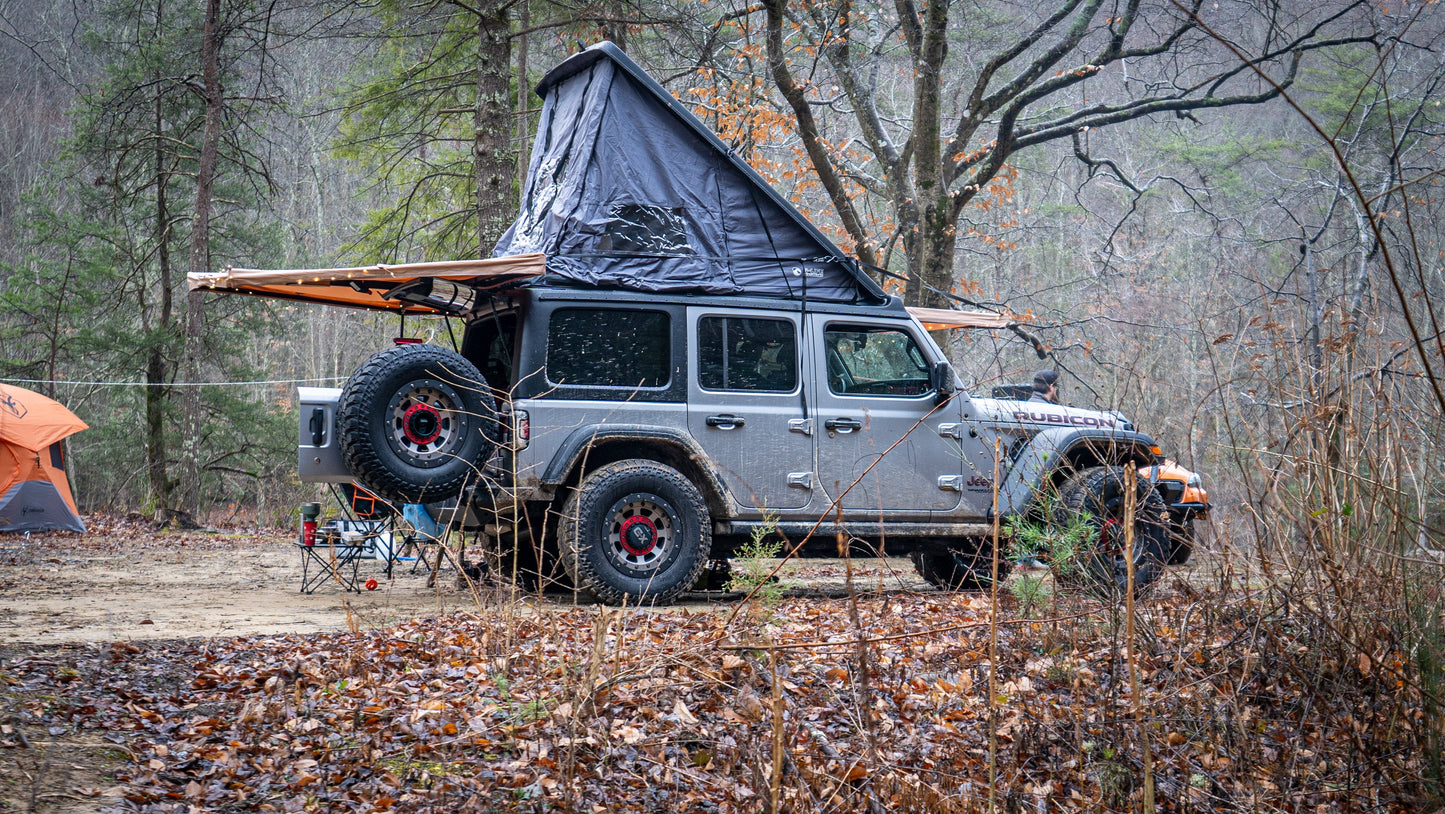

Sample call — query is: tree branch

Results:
[764,0,877,264]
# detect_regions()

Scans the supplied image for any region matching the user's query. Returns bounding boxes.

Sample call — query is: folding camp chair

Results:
[396,503,458,578]
[336,483,404,577]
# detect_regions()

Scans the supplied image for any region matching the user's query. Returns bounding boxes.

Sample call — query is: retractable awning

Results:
[186,254,547,316]
[906,307,1017,332]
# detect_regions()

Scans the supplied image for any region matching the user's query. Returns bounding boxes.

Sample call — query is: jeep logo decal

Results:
[1012,410,1115,429]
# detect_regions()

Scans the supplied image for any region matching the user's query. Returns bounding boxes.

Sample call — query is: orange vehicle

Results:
[1140,459,1210,564]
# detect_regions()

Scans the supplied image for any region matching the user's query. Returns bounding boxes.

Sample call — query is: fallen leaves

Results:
[0,565,1432,812]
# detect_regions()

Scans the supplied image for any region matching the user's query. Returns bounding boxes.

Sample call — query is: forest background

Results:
[1,0,1443,806]
[0,0,1437,537]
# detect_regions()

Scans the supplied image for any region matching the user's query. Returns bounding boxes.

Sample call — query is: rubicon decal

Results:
[1012,410,1116,429]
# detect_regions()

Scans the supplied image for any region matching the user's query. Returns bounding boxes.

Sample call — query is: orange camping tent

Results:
[0,384,88,533]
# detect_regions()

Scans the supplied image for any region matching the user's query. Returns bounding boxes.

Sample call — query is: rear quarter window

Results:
[546,308,671,388]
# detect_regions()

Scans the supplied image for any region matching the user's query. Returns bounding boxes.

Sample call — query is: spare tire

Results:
[336,344,497,503]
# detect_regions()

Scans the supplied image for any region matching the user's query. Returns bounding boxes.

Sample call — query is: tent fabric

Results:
[0,385,86,533]
[494,42,886,304]
[187,255,547,315]
[0,383,88,451]
[0,441,85,533]
[0,476,85,534]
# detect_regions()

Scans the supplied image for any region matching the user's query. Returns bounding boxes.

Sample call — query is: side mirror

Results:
[930,360,957,404]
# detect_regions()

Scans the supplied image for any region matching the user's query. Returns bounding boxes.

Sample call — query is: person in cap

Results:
[1030,369,1060,404]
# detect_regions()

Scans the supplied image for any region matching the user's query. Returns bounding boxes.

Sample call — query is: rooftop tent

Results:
[0,384,87,534]
[494,42,886,303]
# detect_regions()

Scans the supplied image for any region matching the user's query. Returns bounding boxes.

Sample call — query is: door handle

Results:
[705,414,746,429]
[309,407,327,446]
[824,417,862,433]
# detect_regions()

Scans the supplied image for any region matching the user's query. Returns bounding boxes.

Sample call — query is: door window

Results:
[697,317,798,392]
[824,326,929,396]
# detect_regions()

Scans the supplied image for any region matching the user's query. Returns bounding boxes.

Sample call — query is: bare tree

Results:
[702,0,1380,307]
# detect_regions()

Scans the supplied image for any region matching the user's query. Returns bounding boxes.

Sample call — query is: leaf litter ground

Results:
[0,520,1430,812]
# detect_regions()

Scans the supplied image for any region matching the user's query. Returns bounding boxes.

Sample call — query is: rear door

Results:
[686,309,814,513]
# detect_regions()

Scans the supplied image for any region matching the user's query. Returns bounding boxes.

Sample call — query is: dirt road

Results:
[0,519,485,645]
[0,517,930,645]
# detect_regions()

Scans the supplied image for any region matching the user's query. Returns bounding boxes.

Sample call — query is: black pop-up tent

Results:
[189,43,1011,332]
[494,42,886,304]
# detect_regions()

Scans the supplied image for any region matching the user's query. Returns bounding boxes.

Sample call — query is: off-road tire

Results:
[337,344,497,504]
[1165,518,1195,565]
[1053,466,1170,598]
[911,544,1011,591]
[557,460,711,605]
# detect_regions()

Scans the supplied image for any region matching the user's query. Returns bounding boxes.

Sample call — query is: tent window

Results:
[547,308,671,388]
[698,317,797,393]
[49,442,63,469]
[601,204,692,255]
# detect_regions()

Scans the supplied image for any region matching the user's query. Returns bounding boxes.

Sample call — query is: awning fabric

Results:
[186,255,547,314]
[906,307,1017,332]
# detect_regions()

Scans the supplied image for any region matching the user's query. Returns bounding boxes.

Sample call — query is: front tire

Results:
[557,461,712,605]
[1165,516,1196,565]
[337,344,497,504]
[1053,466,1170,598]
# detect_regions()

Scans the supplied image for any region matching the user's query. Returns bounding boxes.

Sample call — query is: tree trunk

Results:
[179,0,222,518]
[146,5,173,512]
[515,4,530,188]
[473,4,513,255]
[903,195,960,309]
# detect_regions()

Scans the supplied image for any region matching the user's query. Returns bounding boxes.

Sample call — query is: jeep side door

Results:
[686,309,814,514]
[807,316,964,514]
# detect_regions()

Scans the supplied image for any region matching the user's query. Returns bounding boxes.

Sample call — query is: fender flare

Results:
[995,427,1159,517]
[540,424,733,510]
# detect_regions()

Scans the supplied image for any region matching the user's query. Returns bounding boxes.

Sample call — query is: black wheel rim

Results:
[386,379,465,465]
[603,492,680,576]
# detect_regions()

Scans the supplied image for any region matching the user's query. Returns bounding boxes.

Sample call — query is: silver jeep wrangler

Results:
[279,282,1188,605]
[193,42,1200,604]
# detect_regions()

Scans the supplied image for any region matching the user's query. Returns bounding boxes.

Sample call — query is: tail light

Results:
[513,409,529,450]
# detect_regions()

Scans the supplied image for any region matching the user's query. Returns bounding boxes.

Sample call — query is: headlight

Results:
[1187,472,1202,488]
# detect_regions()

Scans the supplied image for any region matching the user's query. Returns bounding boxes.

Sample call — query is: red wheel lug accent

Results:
[402,403,442,445]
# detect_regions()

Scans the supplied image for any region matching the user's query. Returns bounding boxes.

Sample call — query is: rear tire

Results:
[1053,466,1170,598]
[337,344,497,503]
[557,461,711,605]
[911,543,1010,591]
